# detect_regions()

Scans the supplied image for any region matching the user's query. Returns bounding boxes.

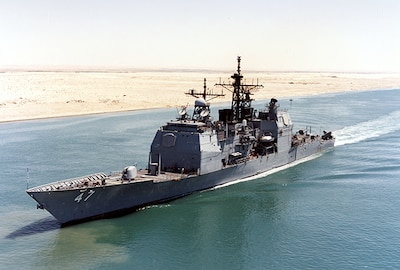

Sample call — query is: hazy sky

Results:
[1,0,399,72]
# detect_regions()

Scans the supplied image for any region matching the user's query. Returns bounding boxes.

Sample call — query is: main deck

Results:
[27,170,190,193]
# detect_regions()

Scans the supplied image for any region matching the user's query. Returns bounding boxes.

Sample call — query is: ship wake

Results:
[334,110,400,146]
[211,153,323,191]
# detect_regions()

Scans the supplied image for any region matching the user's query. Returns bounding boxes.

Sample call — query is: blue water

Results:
[1,89,400,269]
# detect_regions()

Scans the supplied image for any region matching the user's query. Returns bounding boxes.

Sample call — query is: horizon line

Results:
[1,65,399,74]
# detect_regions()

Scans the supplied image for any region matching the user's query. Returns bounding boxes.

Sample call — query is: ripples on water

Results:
[1,89,399,269]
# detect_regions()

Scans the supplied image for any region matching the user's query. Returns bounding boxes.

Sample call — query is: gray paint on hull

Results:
[28,140,334,225]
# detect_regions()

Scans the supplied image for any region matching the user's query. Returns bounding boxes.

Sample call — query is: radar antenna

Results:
[184,78,225,121]
[215,56,263,122]
[185,78,225,101]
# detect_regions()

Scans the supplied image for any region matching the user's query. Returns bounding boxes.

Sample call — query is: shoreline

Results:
[0,106,169,124]
[1,71,399,123]
[0,88,395,124]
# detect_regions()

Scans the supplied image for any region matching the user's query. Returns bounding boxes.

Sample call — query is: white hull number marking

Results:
[74,190,95,203]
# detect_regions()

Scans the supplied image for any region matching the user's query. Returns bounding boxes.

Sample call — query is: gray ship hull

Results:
[27,139,334,225]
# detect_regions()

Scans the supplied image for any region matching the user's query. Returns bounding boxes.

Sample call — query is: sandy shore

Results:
[1,70,399,122]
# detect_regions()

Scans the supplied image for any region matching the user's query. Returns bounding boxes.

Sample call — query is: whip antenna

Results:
[26,168,30,189]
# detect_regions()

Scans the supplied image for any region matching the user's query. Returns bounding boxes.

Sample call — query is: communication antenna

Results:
[178,103,188,115]
[185,78,225,121]
[26,168,30,189]
[185,78,225,101]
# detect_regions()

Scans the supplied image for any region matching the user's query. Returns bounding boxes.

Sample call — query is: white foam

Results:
[333,110,400,146]
[211,153,322,190]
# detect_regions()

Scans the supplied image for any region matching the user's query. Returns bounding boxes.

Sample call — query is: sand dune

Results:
[1,70,399,122]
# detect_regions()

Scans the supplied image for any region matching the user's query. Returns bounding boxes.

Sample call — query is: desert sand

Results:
[1,70,399,122]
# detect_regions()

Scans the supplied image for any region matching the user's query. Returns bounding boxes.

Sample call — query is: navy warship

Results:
[26,57,335,226]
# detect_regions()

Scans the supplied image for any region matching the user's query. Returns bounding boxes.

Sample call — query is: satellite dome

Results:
[195,98,207,107]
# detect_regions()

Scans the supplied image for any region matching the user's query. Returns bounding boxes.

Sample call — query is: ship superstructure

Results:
[27,57,334,226]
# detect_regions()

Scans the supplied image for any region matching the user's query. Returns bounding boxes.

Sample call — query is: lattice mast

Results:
[215,56,263,122]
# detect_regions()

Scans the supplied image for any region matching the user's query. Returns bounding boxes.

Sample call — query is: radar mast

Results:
[185,78,225,101]
[185,78,225,121]
[216,56,263,121]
